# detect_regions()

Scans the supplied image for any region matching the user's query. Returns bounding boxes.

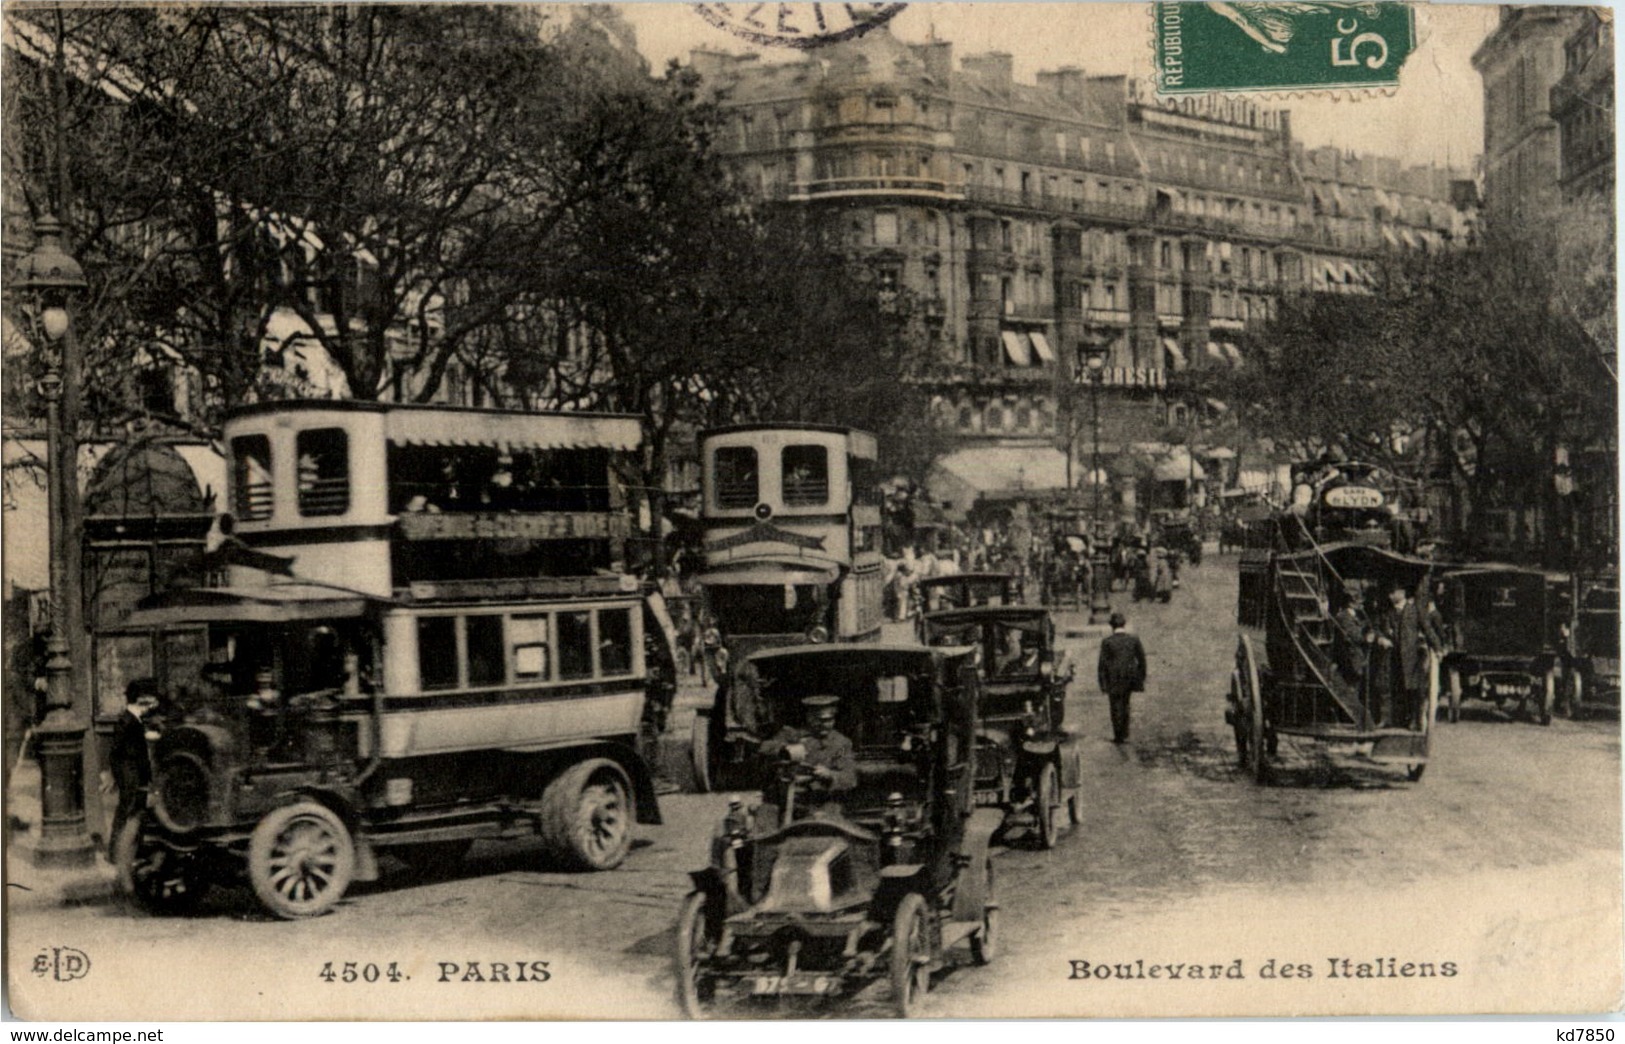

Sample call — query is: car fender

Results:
[951,808,1006,921]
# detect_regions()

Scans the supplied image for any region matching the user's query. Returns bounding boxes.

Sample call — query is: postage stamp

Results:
[691,2,907,49]
[1154,2,1417,94]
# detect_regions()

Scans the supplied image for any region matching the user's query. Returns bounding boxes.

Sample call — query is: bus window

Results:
[714,447,758,509]
[782,445,829,506]
[598,608,633,676]
[296,428,350,517]
[849,453,881,506]
[417,616,459,690]
[232,435,273,521]
[466,614,506,687]
[510,614,551,681]
[558,611,594,680]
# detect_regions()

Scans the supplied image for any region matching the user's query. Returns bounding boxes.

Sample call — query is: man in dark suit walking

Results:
[1097,612,1147,744]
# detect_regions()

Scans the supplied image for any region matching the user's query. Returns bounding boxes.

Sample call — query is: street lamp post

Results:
[16,214,96,868]
[1079,333,1111,624]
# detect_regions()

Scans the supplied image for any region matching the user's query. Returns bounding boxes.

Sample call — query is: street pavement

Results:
[7,555,1620,1020]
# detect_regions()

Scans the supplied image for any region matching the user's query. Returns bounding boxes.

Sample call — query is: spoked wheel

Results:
[1033,761,1062,850]
[115,814,209,915]
[247,801,356,919]
[1446,665,1462,723]
[890,892,932,1018]
[1538,668,1556,726]
[674,890,718,1019]
[1566,671,1584,720]
[1230,667,1251,769]
[542,760,634,871]
[1235,635,1268,784]
[969,859,999,965]
[1066,790,1081,826]
[690,714,713,794]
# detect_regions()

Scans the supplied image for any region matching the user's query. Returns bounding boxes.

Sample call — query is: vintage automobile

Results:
[674,645,1003,1018]
[913,571,1025,642]
[920,607,1082,848]
[1436,565,1567,725]
[112,402,664,919]
[1566,571,1619,717]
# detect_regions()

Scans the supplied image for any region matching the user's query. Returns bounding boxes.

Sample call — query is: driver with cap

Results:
[759,695,857,817]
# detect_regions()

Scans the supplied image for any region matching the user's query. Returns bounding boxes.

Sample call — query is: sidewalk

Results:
[5,755,119,909]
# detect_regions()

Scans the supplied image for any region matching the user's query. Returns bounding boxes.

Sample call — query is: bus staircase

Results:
[1266,523,1426,764]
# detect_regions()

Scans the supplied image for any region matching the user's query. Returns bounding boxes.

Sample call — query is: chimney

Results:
[912,40,953,83]
[962,51,1014,91]
[1037,65,1087,104]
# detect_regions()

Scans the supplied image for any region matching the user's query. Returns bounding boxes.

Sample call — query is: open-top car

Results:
[674,645,1002,1018]
[920,607,1081,848]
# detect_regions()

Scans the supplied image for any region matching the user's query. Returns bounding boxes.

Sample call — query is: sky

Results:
[619,2,1503,171]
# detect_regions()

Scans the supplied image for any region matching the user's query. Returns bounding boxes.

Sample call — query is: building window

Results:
[296,428,350,517]
[958,406,974,430]
[874,209,899,245]
[1159,241,1173,269]
[1015,405,1033,429]
[986,405,1004,431]
[231,434,273,521]
[713,447,758,509]
[1000,220,1013,250]
[781,444,830,506]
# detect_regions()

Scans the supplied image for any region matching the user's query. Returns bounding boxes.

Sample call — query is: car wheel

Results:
[247,801,355,919]
[890,892,931,1018]
[674,890,717,1019]
[1066,790,1081,826]
[1034,762,1061,850]
[542,760,634,871]
[969,860,999,965]
[116,813,208,916]
[1446,666,1461,723]
[1538,668,1556,726]
[690,715,713,794]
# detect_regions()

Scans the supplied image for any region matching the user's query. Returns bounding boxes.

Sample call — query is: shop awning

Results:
[1153,454,1205,482]
[1399,228,1423,249]
[696,559,840,586]
[385,409,641,452]
[1205,341,1226,363]
[1381,227,1400,248]
[125,583,388,628]
[1223,342,1244,366]
[1028,331,1058,364]
[1001,330,1033,367]
[1163,337,1187,369]
[1322,261,1341,284]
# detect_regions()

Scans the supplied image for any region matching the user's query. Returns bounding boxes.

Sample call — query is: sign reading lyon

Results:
[1323,486,1384,509]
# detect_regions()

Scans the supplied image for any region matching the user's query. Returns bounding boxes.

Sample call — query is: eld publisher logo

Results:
[32,946,91,982]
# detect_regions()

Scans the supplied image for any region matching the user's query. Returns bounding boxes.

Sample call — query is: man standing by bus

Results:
[1097,613,1147,744]
[1376,581,1443,730]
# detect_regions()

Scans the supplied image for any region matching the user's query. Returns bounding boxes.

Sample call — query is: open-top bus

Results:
[117,401,664,918]
[689,424,886,791]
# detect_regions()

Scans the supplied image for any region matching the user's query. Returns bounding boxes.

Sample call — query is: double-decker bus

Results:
[117,402,664,918]
[689,424,885,791]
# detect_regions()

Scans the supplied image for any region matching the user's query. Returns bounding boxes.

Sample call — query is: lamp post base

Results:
[27,711,96,870]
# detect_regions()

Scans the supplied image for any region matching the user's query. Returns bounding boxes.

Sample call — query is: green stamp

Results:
[1155,2,1417,94]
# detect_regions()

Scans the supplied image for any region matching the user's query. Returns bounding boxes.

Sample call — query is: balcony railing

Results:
[794,176,962,199]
